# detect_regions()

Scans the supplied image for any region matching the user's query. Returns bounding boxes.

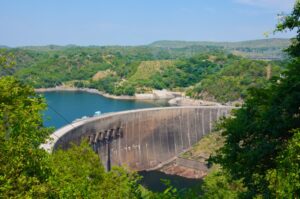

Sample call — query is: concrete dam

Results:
[42,106,233,171]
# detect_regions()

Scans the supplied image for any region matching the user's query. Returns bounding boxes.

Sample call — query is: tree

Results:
[213,0,300,197]
[276,0,300,57]
[47,141,105,198]
[0,52,52,197]
[267,129,300,198]
[200,170,245,199]
[0,50,15,76]
[48,141,143,199]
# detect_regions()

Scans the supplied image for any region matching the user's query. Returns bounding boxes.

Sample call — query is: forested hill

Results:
[0,38,289,103]
[149,38,290,60]
[1,38,290,60]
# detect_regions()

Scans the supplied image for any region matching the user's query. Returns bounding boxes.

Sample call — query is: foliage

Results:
[0,50,15,76]
[200,169,246,199]
[178,131,246,198]
[141,179,202,199]
[100,167,142,199]
[267,129,300,198]
[189,57,282,102]
[213,59,300,196]
[0,57,52,197]
[89,76,120,94]
[10,46,180,88]
[128,53,225,91]
[212,1,300,197]
[155,54,222,88]
[114,83,136,96]
[129,60,174,82]
[48,141,143,199]
[47,141,105,198]
[276,0,300,57]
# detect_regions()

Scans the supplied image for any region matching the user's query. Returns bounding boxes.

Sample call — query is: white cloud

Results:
[234,0,295,11]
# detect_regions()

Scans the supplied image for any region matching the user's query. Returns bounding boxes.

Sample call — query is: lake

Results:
[42,91,168,129]
[42,91,202,192]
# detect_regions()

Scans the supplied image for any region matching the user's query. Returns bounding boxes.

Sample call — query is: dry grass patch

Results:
[92,69,116,81]
[129,60,174,81]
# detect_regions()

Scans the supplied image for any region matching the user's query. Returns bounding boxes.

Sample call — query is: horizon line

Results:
[0,37,291,48]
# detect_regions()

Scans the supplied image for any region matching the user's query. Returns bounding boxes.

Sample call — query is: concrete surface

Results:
[41,106,233,171]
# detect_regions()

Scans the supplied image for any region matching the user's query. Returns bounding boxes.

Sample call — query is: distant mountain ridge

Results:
[149,38,290,48]
[0,38,290,49]
[0,38,289,60]
[0,45,9,49]
[149,38,290,60]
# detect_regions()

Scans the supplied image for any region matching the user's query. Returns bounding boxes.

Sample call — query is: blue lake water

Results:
[41,91,168,129]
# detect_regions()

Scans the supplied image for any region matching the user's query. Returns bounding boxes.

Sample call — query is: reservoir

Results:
[42,91,167,129]
[42,91,202,192]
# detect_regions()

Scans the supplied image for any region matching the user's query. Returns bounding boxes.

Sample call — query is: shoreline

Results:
[35,87,137,100]
[35,86,222,106]
[35,86,180,101]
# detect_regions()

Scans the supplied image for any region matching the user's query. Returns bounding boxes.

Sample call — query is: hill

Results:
[0,40,288,102]
[149,38,289,48]
[187,57,285,103]
[129,60,174,81]
[149,38,290,60]
[2,38,290,60]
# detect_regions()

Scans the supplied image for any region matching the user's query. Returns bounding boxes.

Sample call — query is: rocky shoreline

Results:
[159,157,209,179]
[36,87,138,100]
[35,86,181,100]
[35,86,221,106]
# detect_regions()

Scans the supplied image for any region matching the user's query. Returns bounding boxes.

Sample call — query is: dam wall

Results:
[42,106,233,171]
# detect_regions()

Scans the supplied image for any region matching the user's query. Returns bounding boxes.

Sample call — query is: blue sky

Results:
[0,0,296,46]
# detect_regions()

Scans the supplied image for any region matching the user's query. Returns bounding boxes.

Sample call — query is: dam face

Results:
[42,106,232,171]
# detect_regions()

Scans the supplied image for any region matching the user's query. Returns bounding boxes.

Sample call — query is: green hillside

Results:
[129,60,174,81]
[0,39,288,102]
[187,57,284,103]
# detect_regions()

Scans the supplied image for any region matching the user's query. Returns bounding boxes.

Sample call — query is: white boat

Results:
[94,111,101,116]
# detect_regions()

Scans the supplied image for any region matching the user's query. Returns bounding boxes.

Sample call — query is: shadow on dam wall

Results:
[42,106,233,171]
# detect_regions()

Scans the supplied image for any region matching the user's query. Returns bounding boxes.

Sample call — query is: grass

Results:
[129,60,174,81]
[92,69,116,81]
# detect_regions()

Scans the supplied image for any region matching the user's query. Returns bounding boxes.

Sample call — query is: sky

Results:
[0,0,296,46]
